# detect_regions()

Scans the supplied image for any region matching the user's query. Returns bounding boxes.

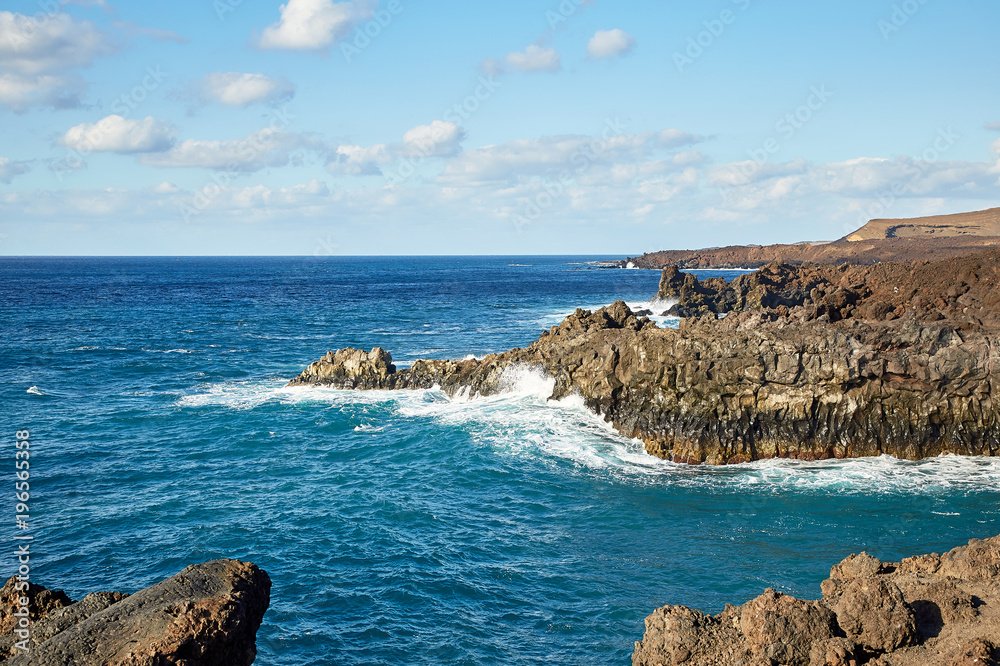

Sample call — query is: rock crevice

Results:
[289,251,1000,464]
[632,535,1000,666]
[0,559,270,666]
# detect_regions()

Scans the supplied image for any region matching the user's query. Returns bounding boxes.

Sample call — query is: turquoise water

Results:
[2,256,999,665]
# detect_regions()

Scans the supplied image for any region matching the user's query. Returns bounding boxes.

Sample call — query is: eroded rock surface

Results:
[632,535,1000,666]
[290,251,1000,465]
[0,560,270,666]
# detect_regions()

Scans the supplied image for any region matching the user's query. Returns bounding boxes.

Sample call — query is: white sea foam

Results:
[26,386,43,395]
[178,371,1000,494]
[626,298,680,329]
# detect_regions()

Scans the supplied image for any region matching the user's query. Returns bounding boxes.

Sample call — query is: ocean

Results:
[3,256,999,665]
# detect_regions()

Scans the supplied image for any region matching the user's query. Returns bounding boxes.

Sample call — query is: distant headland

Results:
[616,207,1000,270]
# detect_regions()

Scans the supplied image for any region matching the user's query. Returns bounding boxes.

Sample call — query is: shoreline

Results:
[288,249,1000,465]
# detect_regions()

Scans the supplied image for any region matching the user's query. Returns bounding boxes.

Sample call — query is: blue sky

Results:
[1,0,999,255]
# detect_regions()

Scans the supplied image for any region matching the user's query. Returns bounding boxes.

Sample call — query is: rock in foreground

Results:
[633,535,1000,666]
[0,559,270,665]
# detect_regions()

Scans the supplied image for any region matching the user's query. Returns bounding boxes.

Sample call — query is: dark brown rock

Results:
[1,560,270,666]
[634,535,1000,666]
[740,589,839,665]
[833,578,918,652]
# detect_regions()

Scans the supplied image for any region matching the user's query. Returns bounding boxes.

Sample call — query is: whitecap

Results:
[26,386,43,395]
[178,370,1000,495]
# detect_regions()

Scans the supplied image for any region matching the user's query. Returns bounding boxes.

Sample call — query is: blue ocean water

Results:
[2,256,999,665]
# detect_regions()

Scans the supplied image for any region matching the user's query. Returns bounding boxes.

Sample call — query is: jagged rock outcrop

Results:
[291,251,1000,464]
[632,535,1000,666]
[0,560,270,665]
[657,251,1000,324]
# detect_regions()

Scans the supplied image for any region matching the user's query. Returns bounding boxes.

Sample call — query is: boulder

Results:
[1,560,270,666]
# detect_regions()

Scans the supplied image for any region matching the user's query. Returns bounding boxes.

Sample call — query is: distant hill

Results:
[846,207,1000,241]
[622,207,1000,270]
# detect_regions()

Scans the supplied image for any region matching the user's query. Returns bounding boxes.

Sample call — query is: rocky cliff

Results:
[290,250,1000,465]
[632,534,1000,666]
[0,560,270,665]
[620,208,1000,269]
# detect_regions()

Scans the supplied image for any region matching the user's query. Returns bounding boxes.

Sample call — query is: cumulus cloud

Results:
[256,0,374,51]
[504,45,561,73]
[140,128,325,172]
[708,152,1000,226]
[586,29,636,59]
[200,72,296,107]
[0,11,113,111]
[61,115,176,154]
[402,121,465,157]
[328,121,466,175]
[438,128,702,186]
[0,157,31,183]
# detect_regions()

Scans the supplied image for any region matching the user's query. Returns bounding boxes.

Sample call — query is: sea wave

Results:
[178,369,1000,495]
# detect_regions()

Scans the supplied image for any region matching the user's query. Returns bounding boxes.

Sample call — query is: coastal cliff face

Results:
[620,208,1000,269]
[290,250,1000,464]
[0,560,270,665]
[632,535,1000,666]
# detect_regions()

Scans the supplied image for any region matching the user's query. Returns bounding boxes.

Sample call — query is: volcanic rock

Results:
[633,535,1000,666]
[0,560,270,665]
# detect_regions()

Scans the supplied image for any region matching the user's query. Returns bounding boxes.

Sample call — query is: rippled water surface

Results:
[2,256,998,665]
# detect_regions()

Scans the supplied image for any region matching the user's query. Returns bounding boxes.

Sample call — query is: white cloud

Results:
[140,128,324,172]
[586,29,636,59]
[61,115,176,154]
[504,45,561,73]
[151,181,179,193]
[0,72,85,112]
[0,157,31,183]
[439,129,702,186]
[257,0,374,51]
[200,72,296,107]
[330,143,393,175]
[0,11,113,111]
[402,121,465,157]
[328,121,466,175]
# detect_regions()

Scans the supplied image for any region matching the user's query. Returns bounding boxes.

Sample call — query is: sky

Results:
[0,0,999,256]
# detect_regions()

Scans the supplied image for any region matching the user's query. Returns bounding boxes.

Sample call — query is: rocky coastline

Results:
[289,250,1000,465]
[0,560,270,665]
[632,535,1000,666]
[616,208,1000,270]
